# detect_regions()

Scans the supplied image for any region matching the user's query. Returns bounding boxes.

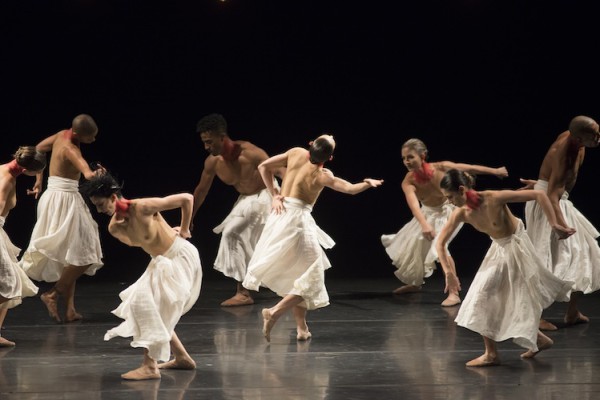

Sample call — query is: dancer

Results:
[243,134,383,342]
[436,169,575,367]
[81,172,202,380]
[381,138,508,306]
[193,113,282,307]
[0,146,46,346]
[20,114,105,323]
[524,115,600,330]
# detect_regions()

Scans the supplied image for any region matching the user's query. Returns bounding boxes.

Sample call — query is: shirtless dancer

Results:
[437,169,574,367]
[0,146,46,346]
[82,172,202,380]
[243,134,383,342]
[524,115,600,330]
[21,114,105,323]
[381,138,508,306]
[193,113,282,306]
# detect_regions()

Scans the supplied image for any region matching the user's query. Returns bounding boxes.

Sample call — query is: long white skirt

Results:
[525,180,600,294]
[0,217,38,309]
[212,189,272,282]
[381,202,463,286]
[243,197,335,310]
[455,220,573,351]
[104,237,202,362]
[21,176,103,282]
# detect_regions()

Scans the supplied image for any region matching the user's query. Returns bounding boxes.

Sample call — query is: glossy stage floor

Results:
[1,275,600,400]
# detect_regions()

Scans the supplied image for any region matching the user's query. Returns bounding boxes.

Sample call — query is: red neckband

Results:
[7,159,25,177]
[465,189,481,210]
[115,198,131,216]
[221,138,241,161]
[64,129,79,144]
[413,162,434,184]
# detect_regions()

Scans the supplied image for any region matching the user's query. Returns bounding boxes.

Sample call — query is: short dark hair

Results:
[196,113,227,136]
[80,172,123,199]
[309,135,334,164]
[72,114,98,136]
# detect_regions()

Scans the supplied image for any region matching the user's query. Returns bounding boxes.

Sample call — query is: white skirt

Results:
[525,180,600,294]
[0,217,38,309]
[455,220,573,351]
[21,176,103,282]
[104,237,203,362]
[212,189,272,282]
[381,201,463,286]
[243,197,335,310]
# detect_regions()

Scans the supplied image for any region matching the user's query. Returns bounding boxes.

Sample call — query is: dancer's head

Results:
[569,115,600,148]
[308,134,335,164]
[197,113,228,156]
[80,172,123,216]
[13,146,46,175]
[401,138,428,171]
[72,114,98,144]
[439,169,476,207]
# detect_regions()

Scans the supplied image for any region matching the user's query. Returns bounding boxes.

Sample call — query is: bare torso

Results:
[108,201,177,257]
[0,167,17,218]
[405,162,452,207]
[458,191,518,239]
[49,130,85,181]
[211,141,267,195]
[279,148,325,205]
[538,131,585,193]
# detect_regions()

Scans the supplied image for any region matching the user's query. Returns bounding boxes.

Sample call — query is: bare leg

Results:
[466,336,500,367]
[441,256,461,307]
[392,285,421,295]
[40,287,61,323]
[564,292,589,325]
[57,265,89,322]
[220,281,254,307]
[262,294,304,342]
[292,305,311,341]
[0,305,14,347]
[121,349,161,380]
[539,319,558,331]
[521,331,553,358]
[158,331,196,370]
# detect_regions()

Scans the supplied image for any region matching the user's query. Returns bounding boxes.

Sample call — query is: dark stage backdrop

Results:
[1,1,599,283]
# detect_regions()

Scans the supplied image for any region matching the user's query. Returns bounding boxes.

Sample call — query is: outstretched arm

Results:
[137,193,194,238]
[437,161,508,179]
[496,189,575,239]
[321,170,383,194]
[436,208,463,294]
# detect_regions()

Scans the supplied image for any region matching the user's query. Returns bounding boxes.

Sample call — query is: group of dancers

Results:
[0,112,598,380]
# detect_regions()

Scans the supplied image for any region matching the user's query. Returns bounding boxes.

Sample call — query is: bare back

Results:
[108,201,177,257]
[538,131,585,193]
[0,167,17,217]
[49,130,86,181]
[279,147,325,205]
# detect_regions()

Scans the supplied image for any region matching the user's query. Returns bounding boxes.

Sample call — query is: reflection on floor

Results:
[1,275,600,399]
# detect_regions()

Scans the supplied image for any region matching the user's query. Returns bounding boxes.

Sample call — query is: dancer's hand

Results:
[173,226,192,239]
[421,223,435,241]
[26,182,42,199]
[271,195,285,214]
[552,224,576,240]
[517,178,536,190]
[444,272,461,294]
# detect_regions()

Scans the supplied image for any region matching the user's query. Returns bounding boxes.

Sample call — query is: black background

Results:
[2,1,599,283]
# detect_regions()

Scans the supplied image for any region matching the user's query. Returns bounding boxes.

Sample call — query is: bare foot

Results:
[220,293,254,307]
[0,337,15,347]
[441,293,461,307]
[539,319,557,331]
[41,292,61,323]
[392,285,421,295]
[521,334,553,359]
[297,330,312,341]
[466,354,500,367]
[262,308,276,342]
[121,366,161,380]
[564,311,589,326]
[158,357,196,370]
[65,311,83,323]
